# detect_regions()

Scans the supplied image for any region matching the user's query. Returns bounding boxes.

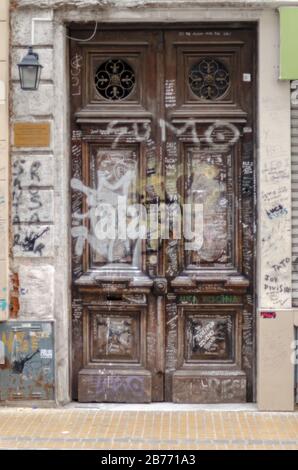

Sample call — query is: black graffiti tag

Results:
[12,349,40,374]
[13,227,49,256]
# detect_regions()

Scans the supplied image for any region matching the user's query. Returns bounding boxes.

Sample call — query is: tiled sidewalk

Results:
[0,407,297,450]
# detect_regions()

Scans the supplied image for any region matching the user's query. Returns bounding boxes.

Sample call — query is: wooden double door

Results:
[70,25,256,403]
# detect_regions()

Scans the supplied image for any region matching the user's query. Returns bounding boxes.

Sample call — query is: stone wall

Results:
[10,2,70,403]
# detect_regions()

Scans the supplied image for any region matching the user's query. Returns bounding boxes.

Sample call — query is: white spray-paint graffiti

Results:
[192,321,216,351]
[72,151,140,264]
[71,120,243,262]
[102,118,240,150]
[71,54,82,97]
[71,180,204,261]
[106,120,152,148]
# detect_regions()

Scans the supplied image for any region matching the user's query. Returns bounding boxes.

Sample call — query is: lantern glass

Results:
[18,47,43,91]
[19,66,37,90]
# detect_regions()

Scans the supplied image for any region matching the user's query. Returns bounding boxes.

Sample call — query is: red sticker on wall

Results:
[260,311,276,319]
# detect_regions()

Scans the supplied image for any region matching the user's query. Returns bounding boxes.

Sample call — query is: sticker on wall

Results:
[243,73,251,82]
[0,322,55,401]
[260,311,277,319]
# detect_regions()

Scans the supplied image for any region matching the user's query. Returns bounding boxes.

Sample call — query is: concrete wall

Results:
[290,78,298,404]
[0,1,9,322]
[10,3,69,404]
[257,8,293,411]
[7,0,298,409]
[291,80,298,308]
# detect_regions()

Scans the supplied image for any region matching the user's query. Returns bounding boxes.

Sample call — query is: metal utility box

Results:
[0,322,55,401]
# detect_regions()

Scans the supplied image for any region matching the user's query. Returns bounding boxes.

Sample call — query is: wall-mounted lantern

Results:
[18,46,43,91]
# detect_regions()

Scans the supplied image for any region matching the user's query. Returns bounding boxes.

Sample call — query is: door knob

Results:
[153,278,168,296]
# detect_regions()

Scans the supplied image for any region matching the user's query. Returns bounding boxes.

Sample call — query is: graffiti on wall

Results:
[261,158,291,306]
[71,119,242,269]
[12,156,54,257]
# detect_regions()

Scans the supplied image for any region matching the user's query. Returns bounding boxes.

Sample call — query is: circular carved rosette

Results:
[189,58,230,101]
[95,58,136,101]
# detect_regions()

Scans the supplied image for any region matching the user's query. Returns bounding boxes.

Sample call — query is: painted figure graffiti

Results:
[72,150,140,265]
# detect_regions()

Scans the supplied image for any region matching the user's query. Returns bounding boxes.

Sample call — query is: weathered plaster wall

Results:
[8,0,298,408]
[256,8,295,411]
[12,0,298,8]
[258,310,295,410]
[292,81,298,304]
[258,10,292,311]
[10,3,70,404]
[0,1,9,322]
[290,79,298,404]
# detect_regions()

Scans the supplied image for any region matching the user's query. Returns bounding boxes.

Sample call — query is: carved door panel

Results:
[163,29,255,403]
[70,28,165,403]
[70,26,255,403]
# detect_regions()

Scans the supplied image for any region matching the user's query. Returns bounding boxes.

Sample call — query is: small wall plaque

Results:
[14,122,50,148]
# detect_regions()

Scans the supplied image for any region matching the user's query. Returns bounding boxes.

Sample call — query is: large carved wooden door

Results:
[70,25,255,403]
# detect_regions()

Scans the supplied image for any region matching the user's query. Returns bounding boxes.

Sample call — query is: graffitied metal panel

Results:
[0,322,55,401]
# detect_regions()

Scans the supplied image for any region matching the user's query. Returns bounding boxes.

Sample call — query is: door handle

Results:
[152,278,168,296]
